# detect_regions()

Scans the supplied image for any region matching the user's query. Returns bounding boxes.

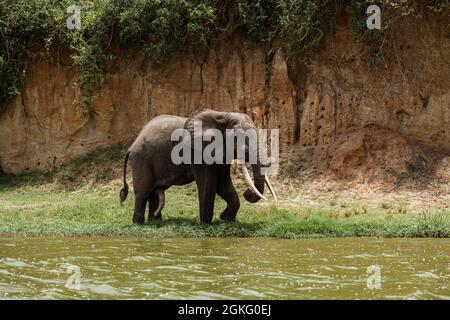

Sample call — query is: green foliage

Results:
[348,0,450,67]
[388,155,428,187]
[118,0,215,67]
[0,0,449,113]
[0,0,53,110]
[239,0,277,42]
[406,155,427,175]
[416,212,448,238]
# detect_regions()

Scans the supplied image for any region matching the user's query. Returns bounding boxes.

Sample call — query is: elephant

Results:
[119,109,277,224]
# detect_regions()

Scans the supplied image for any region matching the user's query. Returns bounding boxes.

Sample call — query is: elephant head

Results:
[184,109,277,203]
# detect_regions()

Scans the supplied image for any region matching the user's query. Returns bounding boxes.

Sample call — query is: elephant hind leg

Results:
[148,189,165,220]
[147,192,159,220]
[131,155,154,225]
[133,193,147,225]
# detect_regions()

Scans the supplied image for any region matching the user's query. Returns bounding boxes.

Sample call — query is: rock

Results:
[328,133,367,179]
[328,125,424,182]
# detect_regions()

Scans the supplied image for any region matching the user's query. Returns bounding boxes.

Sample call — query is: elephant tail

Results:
[119,150,130,203]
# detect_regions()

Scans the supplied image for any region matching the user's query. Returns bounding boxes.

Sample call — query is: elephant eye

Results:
[216,115,226,126]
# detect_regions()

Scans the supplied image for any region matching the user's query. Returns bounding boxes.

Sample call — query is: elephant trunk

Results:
[243,163,266,203]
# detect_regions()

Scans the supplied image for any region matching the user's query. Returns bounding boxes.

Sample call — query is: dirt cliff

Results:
[0,14,449,183]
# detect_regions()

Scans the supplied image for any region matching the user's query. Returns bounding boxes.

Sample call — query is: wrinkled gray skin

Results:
[119,109,265,224]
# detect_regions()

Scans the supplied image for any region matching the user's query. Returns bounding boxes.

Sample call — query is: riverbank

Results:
[0,144,449,238]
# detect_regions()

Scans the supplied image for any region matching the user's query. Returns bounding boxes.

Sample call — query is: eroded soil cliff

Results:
[0,14,449,185]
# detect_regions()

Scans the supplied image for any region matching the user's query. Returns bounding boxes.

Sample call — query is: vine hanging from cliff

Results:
[348,0,450,68]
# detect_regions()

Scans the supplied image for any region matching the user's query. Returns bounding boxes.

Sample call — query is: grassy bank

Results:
[0,145,448,238]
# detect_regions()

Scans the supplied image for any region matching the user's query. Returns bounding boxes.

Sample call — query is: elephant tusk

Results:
[264,176,277,202]
[240,165,267,200]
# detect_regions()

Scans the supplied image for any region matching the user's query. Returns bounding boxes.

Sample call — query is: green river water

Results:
[0,237,448,299]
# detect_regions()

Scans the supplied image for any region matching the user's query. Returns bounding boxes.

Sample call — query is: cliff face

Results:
[0,15,449,179]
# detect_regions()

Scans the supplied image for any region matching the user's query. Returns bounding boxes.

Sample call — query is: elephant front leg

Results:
[218,187,240,222]
[192,165,217,224]
[217,165,240,222]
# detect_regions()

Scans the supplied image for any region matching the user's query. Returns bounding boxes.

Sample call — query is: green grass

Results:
[0,144,449,238]
[0,178,449,238]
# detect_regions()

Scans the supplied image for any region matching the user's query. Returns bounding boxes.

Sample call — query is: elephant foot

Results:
[220,212,236,222]
[200,217,213,225]
[132,214,145,225]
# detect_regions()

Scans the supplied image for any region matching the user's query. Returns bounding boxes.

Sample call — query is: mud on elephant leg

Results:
[217,165,240,222]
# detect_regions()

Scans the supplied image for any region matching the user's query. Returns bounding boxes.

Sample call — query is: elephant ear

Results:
[184,109,230,137]
[184,108,211,132]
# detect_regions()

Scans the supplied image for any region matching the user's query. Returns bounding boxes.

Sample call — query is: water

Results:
[0,237,448,299]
